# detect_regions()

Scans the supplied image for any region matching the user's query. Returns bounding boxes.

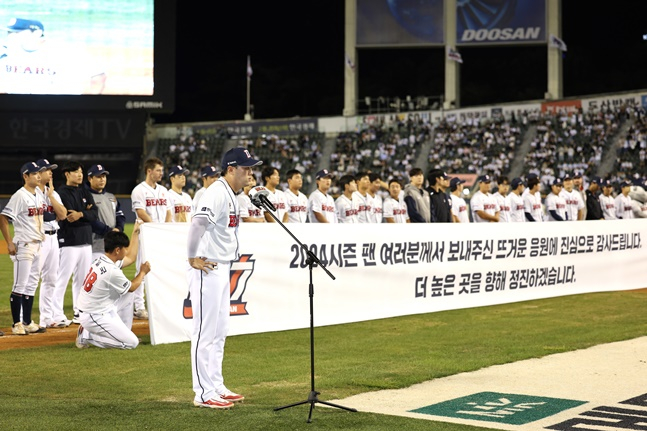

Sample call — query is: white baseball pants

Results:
[54,244,92,319]
[78,309,139,349]
[31,233,59,326]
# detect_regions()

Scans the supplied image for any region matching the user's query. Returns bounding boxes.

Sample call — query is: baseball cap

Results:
[168,165,189,177]
[449,177,466,190]
[590,176,602,184]
[6,18,43,33]
[316,169,333,180]
[200,165,220,177]
[573,171,583,178]
[428,169,448,182]
[552,178,563,187]
[510,178,525,189]
[20,161,44,175]
[563,172,572,181]
[221,147,262,170]
[478,174,491,183]
[525,173,538,181]
[36,158,58,170]
[601,179,613,187]
[87,164,110,176]
[620,180,632,188]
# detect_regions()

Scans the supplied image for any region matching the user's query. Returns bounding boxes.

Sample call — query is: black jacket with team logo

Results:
[57,184,98,247]
[427,187,453,223]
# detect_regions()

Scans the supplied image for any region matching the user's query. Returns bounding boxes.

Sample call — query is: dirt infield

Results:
[0,320,150,350]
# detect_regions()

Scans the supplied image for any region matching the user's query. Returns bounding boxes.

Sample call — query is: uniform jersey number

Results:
[83,269,98,292]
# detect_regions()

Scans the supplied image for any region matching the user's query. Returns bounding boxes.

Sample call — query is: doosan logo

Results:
[461,27,541,42]
[125,101,164,109]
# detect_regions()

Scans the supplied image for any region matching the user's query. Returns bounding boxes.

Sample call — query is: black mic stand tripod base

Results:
[251,197,356,423]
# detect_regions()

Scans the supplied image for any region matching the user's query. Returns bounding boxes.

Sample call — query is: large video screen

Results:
[0,0,174,112]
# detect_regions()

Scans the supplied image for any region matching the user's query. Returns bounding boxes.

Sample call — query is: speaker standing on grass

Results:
[0,162,46,335]
[187,148,262,409]
[75,226,150,349]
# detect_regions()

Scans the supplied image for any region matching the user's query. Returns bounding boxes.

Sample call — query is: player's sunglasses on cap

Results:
[221,147,262,169]
[36,158,58,170]
[21,161,45,175]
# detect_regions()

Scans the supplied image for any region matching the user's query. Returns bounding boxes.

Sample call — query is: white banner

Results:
[140,220,647,345]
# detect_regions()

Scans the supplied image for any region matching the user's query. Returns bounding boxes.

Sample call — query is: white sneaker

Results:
[219,390,245,403]
[72,314,81,325]
[75,325,89,349]
[193,396,233,409]
[133,308,149,320]
[12,322,28,335]
[24,321,46,333]
[48,319,71,328]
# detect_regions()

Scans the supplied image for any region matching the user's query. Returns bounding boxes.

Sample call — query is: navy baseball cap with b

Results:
[449,177,466,190]
[590,176,602,184]
[315,169,333,180]
[36,158,58,170]
[552,178,564,187]
[620,180,632,188]
[601,179,613,187]
[200,165,220,177]
[6,18,43,32]
[511,177,525,189]
[88,164,109,176]
[21,161,44,175]
[221,147,262,170]
[168,165,189,177]
[478,174,491,183]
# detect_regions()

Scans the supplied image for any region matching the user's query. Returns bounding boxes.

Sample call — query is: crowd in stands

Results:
[615,107,647,183]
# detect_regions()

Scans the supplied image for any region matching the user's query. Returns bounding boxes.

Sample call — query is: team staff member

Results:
[403,167,430,223]
[187,147,261,409]
[427,169,452,223]
[55,161,98,324]
[131,157,171,320]
[307,169,337,223]
[30,159,68,329]
[76,228,150,349]
[87,164,125,261]
[0,162,46,335]
[585,177,604,220]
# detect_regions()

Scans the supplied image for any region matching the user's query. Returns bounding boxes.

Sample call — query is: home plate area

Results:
[328,337,647,431]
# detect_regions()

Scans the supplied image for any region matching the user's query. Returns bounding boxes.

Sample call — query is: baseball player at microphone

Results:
[187,147,262,409]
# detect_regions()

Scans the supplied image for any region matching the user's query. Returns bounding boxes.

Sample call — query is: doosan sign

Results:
[461,27,542,43]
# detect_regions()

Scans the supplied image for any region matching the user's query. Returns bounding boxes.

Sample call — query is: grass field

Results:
[1,224,646,430]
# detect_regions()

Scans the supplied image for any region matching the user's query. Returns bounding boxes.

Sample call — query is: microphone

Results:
[249,186,276,212]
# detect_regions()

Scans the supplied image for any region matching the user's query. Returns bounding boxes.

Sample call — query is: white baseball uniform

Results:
[383,195,409,223]
[237,192,263,221]
[76,255,139,349]
[284,188,308,223]
[506,192,526,222]
[187,177,239,403]
[545,192,568,221]
[335,195,358,223]
[192,187,207,213]
[307,189,337,223]
[450,194,470,223]
[560,189,585,221]
[266,188,288,222]
[351,191,372,223]
[131,181,171,311]
[370,193,383,223]
[493,192,511,222]
[615,194,634,219]
[523,189,544,222]
[470,190,499,223]
[600,194,617,219]
[169,189,193,223]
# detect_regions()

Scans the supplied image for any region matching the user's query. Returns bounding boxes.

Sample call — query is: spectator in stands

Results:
[168,165,193,223]
[403,167,430,223]
[238,173,265,223]
[383,178,409,223]
[192,165,220,212]
[545,178,568,221]
[307,169,337,223]
[261,166,288,223]
[493,176,511,222]
[585,177,604,220]
[352,171,373,223]
[284,169,308,223]
[560,173,585,221]
[599,179,617,219]
[335,174,358,223]
[427,169,452,223]
[449,177,469,223]
[368,172,384,223]
[523,174,543,222]
[471,175,499,223]
[615,180,634,219]
[507,178,526,222]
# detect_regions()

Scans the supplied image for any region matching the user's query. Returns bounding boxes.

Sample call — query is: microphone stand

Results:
[252,197,357,423]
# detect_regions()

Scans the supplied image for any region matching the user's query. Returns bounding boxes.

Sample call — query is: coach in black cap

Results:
[426,169,452,223]
[585,176,603,220]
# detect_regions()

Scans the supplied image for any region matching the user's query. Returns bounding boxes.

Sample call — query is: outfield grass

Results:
[1,224,646,430]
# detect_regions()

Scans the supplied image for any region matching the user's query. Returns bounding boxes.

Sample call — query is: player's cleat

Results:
[0,329,4,336]
[133,308,149,320]
[75,325,89,349]
[72,314,81,325]
[219,390,245,403]
[48,319,71,328]
[12,322,28,335]
[24,321,46,333]
[193,397,234,409]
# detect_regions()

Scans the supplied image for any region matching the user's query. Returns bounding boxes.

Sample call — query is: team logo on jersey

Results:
[229,254,255,316]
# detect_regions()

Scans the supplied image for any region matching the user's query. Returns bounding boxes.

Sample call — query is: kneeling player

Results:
[75,228,150,349]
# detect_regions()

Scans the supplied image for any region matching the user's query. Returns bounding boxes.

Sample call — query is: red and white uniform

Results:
[335,195,358,223]
[615,194,634,219]
[560,189,585,221]
[470,190,499,223]
[237,192,263,220]
[545,192,568,221]
[76,256,139,349]
[506,193,526,222]
[351,191,372,223]
[600,194,616,220]
[169,189,193,223]
[188,177,240,403]
[266,188,288,222]
[523,189,544,222]
[383,195,409,223]
[2,187,45,296]
[307,189,337,223]
[284,189,308,223]
[450,194,470,223]
[493,192,511,223]
[370,193,383,223]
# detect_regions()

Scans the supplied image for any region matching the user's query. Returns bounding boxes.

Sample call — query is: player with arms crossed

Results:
[75,227,150,349]
[187,148,262,409]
